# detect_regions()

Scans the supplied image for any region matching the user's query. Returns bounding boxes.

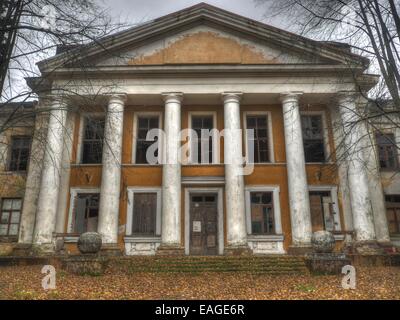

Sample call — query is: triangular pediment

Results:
[95,25,330,66]
[38,3,368,72]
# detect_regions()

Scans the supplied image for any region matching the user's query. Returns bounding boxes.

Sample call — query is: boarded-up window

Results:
[9,136,31,171]
[301,115,325,162]
[72,194,99,234]
[376,133,399,170]
[309,191,335,232]
[132,193,157,235]
[81,117,104,164]
[191,115,213,164]
[135,116,159,164]
[385,195,400,235]
[250,192,275,235]
[0,198,22,237]
[246,115,269,163]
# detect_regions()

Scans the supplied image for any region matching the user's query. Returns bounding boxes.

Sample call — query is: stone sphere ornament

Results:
[77,232,102,254]
[311,230,335,253]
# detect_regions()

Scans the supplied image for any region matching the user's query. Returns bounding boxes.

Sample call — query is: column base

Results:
[288,245,313,256]
[12,244,33,256]
[224,245,253,256]
[99,244,123,256]
[156,245,185,256]
[352,241,385,255]
[30,243,55,256]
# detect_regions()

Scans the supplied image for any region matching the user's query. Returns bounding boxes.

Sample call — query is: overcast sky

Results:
[100,0,277,27]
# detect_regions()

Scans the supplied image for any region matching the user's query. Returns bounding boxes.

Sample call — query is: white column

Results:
[222,92,247,247]
[18,103,48,244]
[33,98,68,249]
[337,92,376,242]
[161,93,182,247]
[97,94,126,245]
[280,92,312,247]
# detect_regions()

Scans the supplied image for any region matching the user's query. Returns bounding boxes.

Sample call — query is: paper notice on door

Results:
[193,221,201,232]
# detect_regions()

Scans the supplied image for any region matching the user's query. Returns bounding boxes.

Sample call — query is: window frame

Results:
[132,112,163,165]
[245,186,282,236]
[0,198,22,238]
[308,185,342,232]
[375,132,399,171]
[187,111,219,165]
[67,188,100,233]
[76,113,105,165]
[126,187,162,237]
[8,135,31,172]
[300,111,331,164]
[243,111,274,164]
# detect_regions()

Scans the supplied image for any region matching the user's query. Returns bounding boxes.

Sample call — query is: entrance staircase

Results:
[110,255,309,275]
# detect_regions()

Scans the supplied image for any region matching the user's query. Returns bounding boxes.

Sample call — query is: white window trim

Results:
[245,185,282,236]
[132,112,163,165]
[243,111,275,164]
[300,110,331,163]
[126,187,162,237]
[184,187,224,255]
[308,185,342,231]
[76,112,105,164]
[187,111,219,165]
[67,188,100,233]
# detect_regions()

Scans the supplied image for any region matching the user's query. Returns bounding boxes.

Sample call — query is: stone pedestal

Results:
[305,253,351,275]
[224,245,253,256]
[156,245,185,256]
[62,255,108,276]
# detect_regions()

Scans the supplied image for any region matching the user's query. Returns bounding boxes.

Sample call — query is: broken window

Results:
[71,193,99,234]
[376,133,399,170]
[301,115,325,162]
[131,193,157,236]
[250,192,275,235]
[385,195,400,235]
[81,117,105,164]
[191,115,213,164]
[246,115,269,163]
[309,191,336,232]
[8,136,31,171]
[0,198,22,237]
[135,116,160,164]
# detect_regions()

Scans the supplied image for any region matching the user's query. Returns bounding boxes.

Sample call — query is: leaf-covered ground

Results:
[0,265,399,300]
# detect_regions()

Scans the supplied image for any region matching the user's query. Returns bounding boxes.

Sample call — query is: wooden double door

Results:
[189,193,218,256]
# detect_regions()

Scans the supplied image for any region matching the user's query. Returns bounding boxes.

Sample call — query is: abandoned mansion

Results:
[1,3,400,256]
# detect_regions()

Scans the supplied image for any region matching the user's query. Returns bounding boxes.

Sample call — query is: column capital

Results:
[162,92,183,103]
[108,93,127,105]
[279,92,303,104]
[222,92,242,104]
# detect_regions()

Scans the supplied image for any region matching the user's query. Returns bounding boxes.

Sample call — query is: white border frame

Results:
[132,112,163,164]
[67,187,100,233]
[243,111,275,163]
[187,111,219,165]
[184,187,224,255]
[245,185,282,236]
[300,110,331,163]
[308,185,342,231]
[76,112,105,164]
[126,187,162,236]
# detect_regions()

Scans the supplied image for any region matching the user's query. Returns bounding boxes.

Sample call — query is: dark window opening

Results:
[250,192,275,235]
[385,195,400,235]
[9,136,31,171]
[376,133,399,170]
[309,191,336,232]
[135,116,159,164]
[0,198,22,237]
[301,115,325,163]
[246,115,269,163]
[72,193,99,234]
[132,193,157,236]
[81,117,105,164]
[191,115,213,164]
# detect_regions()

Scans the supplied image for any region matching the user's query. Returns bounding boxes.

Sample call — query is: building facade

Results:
[0,4,399,256]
